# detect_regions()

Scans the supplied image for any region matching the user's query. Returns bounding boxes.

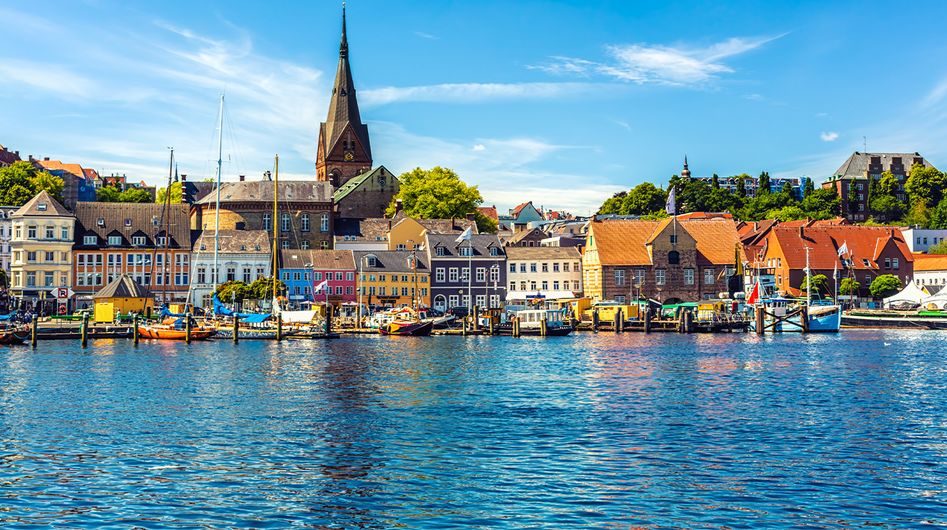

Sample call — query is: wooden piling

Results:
[133,314,139,346]
[472,305,479,332]
[276,313,282,341]
[643,307,651,334]
[233,316,239,344]
[591,309,599,333]
[325,305,332,336]
[614,309,622,333]
[488,314,494,335]
[184,313,192,344]
[512,316,520,337]
[31,314,37,348]
[540,317,548,337]
[683,310,693,334]
[462,317,467,336]
[800,306,809,333]
[755,306,765,336]
[80,314,88,348]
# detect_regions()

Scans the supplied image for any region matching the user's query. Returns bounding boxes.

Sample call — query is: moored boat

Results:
[0,325,30,345]
[496,309,575,336]
[138,317,217,340]
[841,310,947,329]
[380,320,433,336]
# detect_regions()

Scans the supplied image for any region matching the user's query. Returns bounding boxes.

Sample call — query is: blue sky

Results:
[3,1,947,214]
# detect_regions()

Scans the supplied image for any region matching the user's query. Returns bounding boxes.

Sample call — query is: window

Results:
[301,214,310,232]
[80,234,95,246]
[27,226,36,239]
[27,251,36,262]
[449,295,459,307]
[553,281,560,290]
[282,241,290,249]
[459,246,472,257]
[489,294,500,308]
[476,268,486,282]
[435,246,446,257]
[476,295,486,307]
[133,235,146,246]
[563,262,570,272]
[614,269,626,286]
[281,213,291,233]
[227,266,236,282]
[489,247,500,256]
[336,286,343,295]
[157,236,167,246]
[892,258,899,269]
[26,272,36,287]
[655,269,666,286]
[461,268,469,281]
[244,268,252,283]
[541,263,548,273]
[45,251,54,262]
[684,268,695,285]
[553,263,560,273]
[884,258,891,270]
[448,268,459,282]
[668,251,680,265]
[436,268,445,282]
[61,227,68,240]
[44,272,54,287]
[45,226,54,239]
[670,234,678,244]
[262,213,271,230]
[366,255,378,267]
[634,269,646,286]
[314,272,323,281]
[541,280,548,290]
[37,203,47,212]
[490,267,499,282]
[509,263,516,273]
[197,268,206,284]
[615,295,625,303]
[704,268,715,285]
[108,235,121,246]
[573,280,580,291]
[396,244,406,251]
[346,272,354,281]
[334,272,343,281]
[320,214,329,232]
[519,263,527,273]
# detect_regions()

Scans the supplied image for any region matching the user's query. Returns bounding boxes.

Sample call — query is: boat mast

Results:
[805,245,812,306]
[272,154,279,314]
[212,94,224,296]
[152,147,173,305]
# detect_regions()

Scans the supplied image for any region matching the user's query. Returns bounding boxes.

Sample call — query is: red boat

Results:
[0,325,30,345]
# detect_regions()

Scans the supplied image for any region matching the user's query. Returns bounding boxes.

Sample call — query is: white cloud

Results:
[0,59,97,99]
[820,131,839,142]
[361,82,600,106]
[533,34,785,86]
[414,31,438,40]
[472,144,486,151]
[922,77,947,108]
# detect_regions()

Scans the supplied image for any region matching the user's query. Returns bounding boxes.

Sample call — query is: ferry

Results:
[496,309,575,336]
[841,309,947,329]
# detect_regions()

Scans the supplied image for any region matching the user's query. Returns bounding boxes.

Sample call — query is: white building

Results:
[190,230,271,307]
[506,246,582,301]
[0,206,17,274]
[914,255,947,289]
[901,227,947,253]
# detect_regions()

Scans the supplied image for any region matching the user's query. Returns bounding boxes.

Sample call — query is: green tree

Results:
[869,195,905,222]
[757,171,771,196]
[0,161,64,206]
[902,201,930,228]
[215,281,253,303]
[930,198,947,229]
[905,163,947,207]
[799,273,829,295]
[387,167,482,221]
[802,177,815,198]
[474,212,498,234]
[96,185,121,202]
[869,274,903,298]
[711,173,720,189]
[801,188,841,219]
[155,181,183,204]
[29,171,65,203]
[734,174,748,198]
[598,191,626,215]
[928,240,947,255]
[847,181,858,215]
[767,205,808,222]
[248,276,287,300]
[598,182,670,217]
[119,188,153,203]
[839,277,861,296]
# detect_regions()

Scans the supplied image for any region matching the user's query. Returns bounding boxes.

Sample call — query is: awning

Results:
[506,290,577,301]
[239,313,272,323]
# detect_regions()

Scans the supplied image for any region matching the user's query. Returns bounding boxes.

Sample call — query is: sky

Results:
[4,1,947,215]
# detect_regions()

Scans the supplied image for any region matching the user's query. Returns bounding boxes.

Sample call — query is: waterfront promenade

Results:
[1,331,945,527]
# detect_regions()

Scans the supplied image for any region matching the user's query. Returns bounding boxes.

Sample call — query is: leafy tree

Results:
[734,174,748,198]
[97,185,121,202]
[155,181,183,204]
[930,198,947,229]
[876,171,899,196]
[30,171,65,203]
[711,173,720,189]
[0,269,7,288]
[928,240,947,255]
[801,188,841,219]
[839,277,861,296]
[905,163,947,207]
[249,276,286,300]
[767,205,808,221]
[119,188,153,203]
[387,167,483,221]
[799,273,828,295]
[757,171,771,196]
[902,201,930,228]
[215,281,253,303]
[869,274,903,299]
[598,191,626,215]
[474,212,498,234]
[847,181,858,215]
[869,194,905,222]
[802,177,815,198]
[0,161,64,206]
[779,181,793,197]
[738,190,793,221]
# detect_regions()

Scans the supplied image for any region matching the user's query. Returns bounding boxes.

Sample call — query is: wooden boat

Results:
[138,318,217,340]
[380,320,433,336]
[0,325,30,345]
[841,310,947,330]
[496,309,575,336]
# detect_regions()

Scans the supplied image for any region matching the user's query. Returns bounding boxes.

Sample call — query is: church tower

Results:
[316,6,373,187]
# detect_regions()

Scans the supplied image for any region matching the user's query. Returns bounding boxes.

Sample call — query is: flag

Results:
[833,260,838,280]
[455,226,473,243]
[665,186,677,215]
[837,241,848,257]
[747,281,761,305]
[314,280,329,294]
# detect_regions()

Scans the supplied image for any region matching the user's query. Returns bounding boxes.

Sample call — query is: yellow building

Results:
[93,274,155,321]
[387,214,477,251]
[353,250,431,308]
[10,191,76,313]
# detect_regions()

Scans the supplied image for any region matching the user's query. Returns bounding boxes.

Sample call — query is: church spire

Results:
[340,3,348,58]
[681,155,691,179]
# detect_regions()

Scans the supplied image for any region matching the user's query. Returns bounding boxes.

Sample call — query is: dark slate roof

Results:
[333,217,393,242]
[833,152,933,178]
[12,190,71,217]
[74,202,190,249]
[321,8,371,160]
[281,249,355,270]
[193,230,270,254]
[333,166,395,202]
[504,246,581,261]
[353,250,430,273]
[183,181,216,204]
[424,233,505,258]
[93,274,153,299]
[505,227,547,246]
[196,180,333,204]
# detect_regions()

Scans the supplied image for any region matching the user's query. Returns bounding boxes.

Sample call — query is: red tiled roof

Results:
[589,219,660,266]
[914,254,947,272]
[681,218,746,264]
[676,212,733,220]
[477,206,498,221]
[36,159,85,178]
[770,225,912,271]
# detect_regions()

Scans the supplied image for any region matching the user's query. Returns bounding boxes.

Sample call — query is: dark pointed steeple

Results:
[681,155,691,179]
[317,3,372,186]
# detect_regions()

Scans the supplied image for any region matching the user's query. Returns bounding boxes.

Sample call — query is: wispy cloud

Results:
[414,31,438,40]
[922,77,947,108]
[820,131,839,142]
[531,34,785,86]
[0,59,97,99]
[361,82,602,105]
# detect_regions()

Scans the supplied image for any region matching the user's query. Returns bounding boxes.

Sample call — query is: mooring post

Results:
[31,314,38,348]
[488,313,494,335]
[540,317,548,337]
[755,306,765,336]
[615,309,623,333]
[644,307,652,334]
[800,306,809,333]
[185,312,192,344]
[592,309,599,333]
[80,313,89,348]
[325,305,332,336]
[472,305,479,332]
[133,314,139,345]
[512,316,520,337]
[233,316,239,344]
[684,310,693,334]
[276,313,282,342]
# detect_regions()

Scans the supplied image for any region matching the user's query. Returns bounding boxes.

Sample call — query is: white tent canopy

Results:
[883,282,928,308]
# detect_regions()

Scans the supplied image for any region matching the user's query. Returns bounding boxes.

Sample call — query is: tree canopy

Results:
[598,182,667,216]
[97,185,153,203]
[799,274,829,295]
[839,277,860,296]
[869,274,903,299]
[155,181,183,204]
[386,167,496,233]
[0,161,66,206]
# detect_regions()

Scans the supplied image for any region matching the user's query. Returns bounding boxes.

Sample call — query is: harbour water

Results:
[1,332,946,527]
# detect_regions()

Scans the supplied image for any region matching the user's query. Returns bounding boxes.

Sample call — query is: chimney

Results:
[43,157,50,161]
[14,151,18,157]
[239,175,245,182]
[28,155,34,162]
[799,226,804,239]
[180,174,187,182]
[395,198,403,213]
[466,212,476,221]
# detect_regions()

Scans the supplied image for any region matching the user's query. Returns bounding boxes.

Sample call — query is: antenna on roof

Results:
[863,136,867,153]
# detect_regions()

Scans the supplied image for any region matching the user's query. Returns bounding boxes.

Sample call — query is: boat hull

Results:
[495,323,575,336]
[379,321,433,336]
[841,314,947,330]
[137,326,217,340]
[0,327,29,345]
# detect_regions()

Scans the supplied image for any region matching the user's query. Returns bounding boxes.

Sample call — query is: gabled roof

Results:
[333,217,393,242]
[305,249,356,270]
[333,166,395,202]
[833,151,933,178]
[93,274,153,299]
[769,226,912,270]
[510,201,541,219]
[477,206,498,222]
[505,246,581,261]
[74,202,190,249]
[681,219,746,265]
[12,190,71,217]
[914,254,947,272]
[353,250,430,273]
[193,230,270,254]
[588,219,660,266]
[196,180,333,204]
[506,227,547,246]
[35,159,86,178]
[424,233,504,258]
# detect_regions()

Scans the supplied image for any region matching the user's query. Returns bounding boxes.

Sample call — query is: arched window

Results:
[668,250,680,265]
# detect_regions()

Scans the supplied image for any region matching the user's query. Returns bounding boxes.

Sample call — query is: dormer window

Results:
[97,218,105,227]
[124,219,132,227]
[366,255,378,267]
[240,245,246,251]
[435,246,446,257]
[157,236,167,246]
[459,246,473,257]
[489,246,500,257]
[255,245,261,251]
[132,235,146,246]
[83,235,96,245]
[199,244,206,251]
[108,235,121,246]
[37,203,47,211]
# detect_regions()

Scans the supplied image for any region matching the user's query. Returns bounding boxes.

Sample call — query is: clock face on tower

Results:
[344,151,354,161]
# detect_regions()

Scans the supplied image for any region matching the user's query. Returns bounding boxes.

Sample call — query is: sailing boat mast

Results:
[272,154,279,312]
[212,94,224,295]
[151,147,174,305]
[805,245,812,306]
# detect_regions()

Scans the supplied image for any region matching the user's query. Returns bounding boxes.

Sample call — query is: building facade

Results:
[901,227,947,253]
[73,202,192,306]
[281,249,356,305]
[354,250,430,308]
[9,191,75,312]
[425,233,506,312]
[914,255,947,289]
[333,166,399,220]
[822,151,933,222]
[0,206,18,274]
[505,246,582,301]
[190,230,270,307]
